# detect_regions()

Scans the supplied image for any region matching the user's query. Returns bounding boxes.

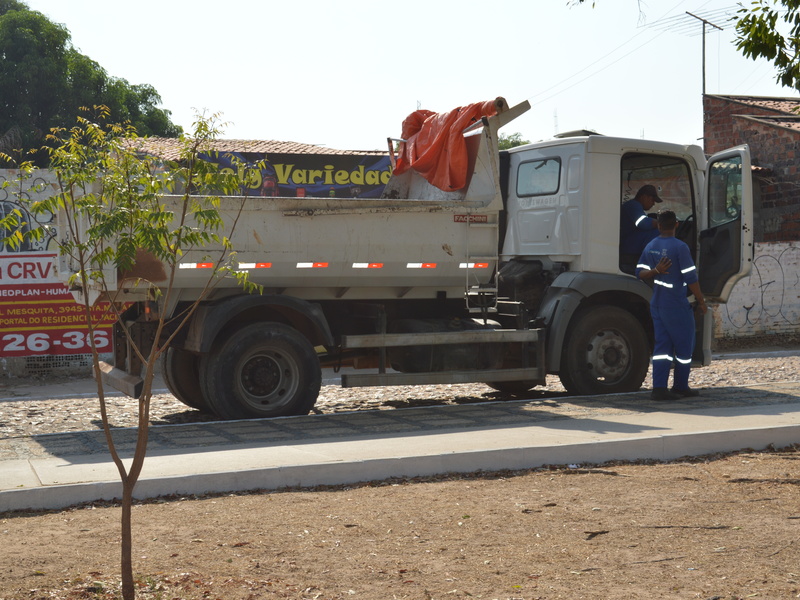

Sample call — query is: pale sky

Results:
[22,0,796,151]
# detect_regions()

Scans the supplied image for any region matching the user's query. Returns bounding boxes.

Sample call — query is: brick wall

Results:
[703,96,782,154]
[751,126,800,243]
[705,98,800,341]
[704,96,800,243]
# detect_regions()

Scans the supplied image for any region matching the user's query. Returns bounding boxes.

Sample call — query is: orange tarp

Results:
[393,99,500,192]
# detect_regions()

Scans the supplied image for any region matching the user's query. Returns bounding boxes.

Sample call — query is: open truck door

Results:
[693,145,752,366]
[698,145,753,302]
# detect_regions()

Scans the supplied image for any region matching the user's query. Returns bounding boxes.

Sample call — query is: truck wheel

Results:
[161,347,212,412]
[201,322,321,419]
[559,306,649,395]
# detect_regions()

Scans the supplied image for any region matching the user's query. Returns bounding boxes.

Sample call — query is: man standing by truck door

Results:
[620,184,662,273]
[636,209,708,401]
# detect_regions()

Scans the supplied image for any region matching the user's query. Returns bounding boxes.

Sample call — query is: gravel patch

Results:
[1,351,799,439]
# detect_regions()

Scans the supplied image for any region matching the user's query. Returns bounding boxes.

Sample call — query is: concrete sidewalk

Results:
[2,379,800,513]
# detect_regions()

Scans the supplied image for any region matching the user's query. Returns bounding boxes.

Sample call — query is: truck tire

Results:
[161,347,212,412]
[201,322,321,419]
[559,305,649,396]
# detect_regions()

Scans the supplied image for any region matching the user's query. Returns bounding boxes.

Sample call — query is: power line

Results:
[645,6,737,36]
[526,1,702,106]
[528,27,653,102]
[520,2,751,141]
[642,6,735,95]
[530,29,669,105]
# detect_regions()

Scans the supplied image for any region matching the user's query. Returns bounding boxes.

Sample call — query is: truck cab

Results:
[499,134,752,393]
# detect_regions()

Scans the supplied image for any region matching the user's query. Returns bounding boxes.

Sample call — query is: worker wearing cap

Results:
[620,184,663,272]
[636,209,708,401]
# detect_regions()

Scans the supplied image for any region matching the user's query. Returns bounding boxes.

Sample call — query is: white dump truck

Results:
[68,98,752,419]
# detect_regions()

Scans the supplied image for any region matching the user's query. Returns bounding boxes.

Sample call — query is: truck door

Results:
[698,145,753,303]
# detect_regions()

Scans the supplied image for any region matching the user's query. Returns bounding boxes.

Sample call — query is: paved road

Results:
[2,378,800,513]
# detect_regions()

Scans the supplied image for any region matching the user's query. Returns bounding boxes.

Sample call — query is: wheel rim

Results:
[583,328,631,383]
[236,350,300,412]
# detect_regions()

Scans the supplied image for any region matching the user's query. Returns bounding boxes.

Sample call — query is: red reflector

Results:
[256,262,272,268]
[313,262,329,268]
[422,263,436,268]
[197,262,214,268]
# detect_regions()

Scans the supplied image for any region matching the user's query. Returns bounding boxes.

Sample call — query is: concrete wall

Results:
[714,242,800,339]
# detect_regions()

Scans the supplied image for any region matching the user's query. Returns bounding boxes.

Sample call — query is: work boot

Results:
[651,387,681,401]
[671,387,701,398]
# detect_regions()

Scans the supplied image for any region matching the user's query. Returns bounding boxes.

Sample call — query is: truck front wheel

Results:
[201,322,322,419]
[559,306,649,396]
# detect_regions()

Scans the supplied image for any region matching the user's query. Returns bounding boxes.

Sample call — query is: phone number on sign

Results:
[1,330,110,355]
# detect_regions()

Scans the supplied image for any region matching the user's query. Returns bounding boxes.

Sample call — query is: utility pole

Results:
[685,11,724,96]
[644,7,732,145]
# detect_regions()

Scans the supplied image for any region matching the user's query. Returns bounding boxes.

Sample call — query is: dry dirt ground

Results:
[1,339,799,599]
[1,449,800,600]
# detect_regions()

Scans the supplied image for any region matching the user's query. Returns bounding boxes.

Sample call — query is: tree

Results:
[0,1,181,161]
[2,108,259,599]
[0,7,70,154]
[734,0,800,91]
[498,132,531,150]
[0,0,27,13]
[103,80,182,137]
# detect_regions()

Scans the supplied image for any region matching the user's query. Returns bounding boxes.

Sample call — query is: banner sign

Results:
[0,264,116,357]
[203,152,393,198]
[0,171,116,359]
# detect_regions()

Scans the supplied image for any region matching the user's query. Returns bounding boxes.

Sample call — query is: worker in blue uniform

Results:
[620,184,663,254]
[620,184,664,274]
[636,209,708,401]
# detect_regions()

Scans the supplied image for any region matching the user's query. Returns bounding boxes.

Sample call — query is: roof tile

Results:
[708,94,800,115]
[129,137,387,161]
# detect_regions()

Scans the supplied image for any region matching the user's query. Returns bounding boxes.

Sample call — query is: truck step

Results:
[341,367,543,388]
[341,328,541,348]
[495,300,526,315]
[466,286,498,313]
[467,307,498,314]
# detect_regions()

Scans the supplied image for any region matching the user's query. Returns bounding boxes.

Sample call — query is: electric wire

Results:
[525,0,694,106]
[525,2,754,111]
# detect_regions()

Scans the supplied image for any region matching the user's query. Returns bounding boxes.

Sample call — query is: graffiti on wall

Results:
[0,172,56,253]
[715,242,800,338]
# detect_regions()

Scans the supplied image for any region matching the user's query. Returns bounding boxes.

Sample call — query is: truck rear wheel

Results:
[161,347,211,412]
[201,322,321,419]
[559,306,649,396]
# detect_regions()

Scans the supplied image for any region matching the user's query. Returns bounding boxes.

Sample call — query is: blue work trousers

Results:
[651,304,695,390]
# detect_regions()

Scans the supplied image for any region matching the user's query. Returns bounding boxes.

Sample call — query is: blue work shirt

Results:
[620,199,658,255]
[636,235,698,308]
